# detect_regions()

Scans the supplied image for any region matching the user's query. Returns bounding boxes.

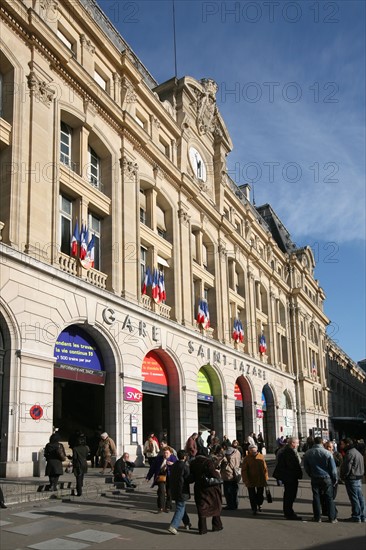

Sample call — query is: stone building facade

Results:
[0,0,361,477]
[325,337,366,437]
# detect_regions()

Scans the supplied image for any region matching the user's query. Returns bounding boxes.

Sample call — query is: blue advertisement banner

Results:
[54,326,104,371]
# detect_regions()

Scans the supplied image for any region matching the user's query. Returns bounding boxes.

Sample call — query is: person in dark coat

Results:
[189,451,223,534]
[146,447,177,512]
[69,435,89,496]
[273,436,303,520]
[0,486,7,508]
[168,449,192,534]
[88,430,101,468]
[44,433,66,491]
[114,452,136,488]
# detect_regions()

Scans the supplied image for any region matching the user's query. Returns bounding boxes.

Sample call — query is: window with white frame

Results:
[60,121,72,167]
[88,212,101,271]
[60,195,72,255]
[140,246,147,286]
[88,146,101,188]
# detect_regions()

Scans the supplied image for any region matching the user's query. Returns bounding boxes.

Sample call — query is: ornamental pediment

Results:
[184,77,233,149]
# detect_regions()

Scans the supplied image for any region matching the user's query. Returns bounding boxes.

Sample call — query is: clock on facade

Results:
[189,146,207,182]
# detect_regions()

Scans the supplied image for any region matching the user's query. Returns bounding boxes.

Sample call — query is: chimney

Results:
[238,184,251,202]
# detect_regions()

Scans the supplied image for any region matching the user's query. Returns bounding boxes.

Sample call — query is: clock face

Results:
[189,147,207,182]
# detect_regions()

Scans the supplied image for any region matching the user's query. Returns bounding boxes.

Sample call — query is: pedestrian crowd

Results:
[2,428,364,532]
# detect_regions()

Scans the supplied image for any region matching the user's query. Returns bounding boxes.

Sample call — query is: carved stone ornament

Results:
[218,239,227,258]
[27,71,55,107]
[178,207,191,226]
[121,156,138,180]
[83,98,97,117]
[80,34,95,54]
[195,78,219,136]
[121,77,137,104]
[40,0,58,21]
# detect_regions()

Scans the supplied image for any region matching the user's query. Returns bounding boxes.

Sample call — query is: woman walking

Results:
[146,447,177,512]
[44,433,66,491]
[241,444,268,515]
[189,450,223,534]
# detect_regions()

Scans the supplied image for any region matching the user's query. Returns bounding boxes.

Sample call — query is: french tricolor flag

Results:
[152,268,159,302]
[80,224,88,260]
[233,319,244,343]
[142,266,152,295]
[86,234,95,268]
[159,270,166,302]
[71,219,79,257]
[197,299,210,329]
[259,333,267,354]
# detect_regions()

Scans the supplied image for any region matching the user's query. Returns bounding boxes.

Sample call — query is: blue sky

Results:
[96,0,365,362]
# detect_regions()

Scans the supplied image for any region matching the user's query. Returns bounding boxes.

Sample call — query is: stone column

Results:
[120,155,139,301]
[25,61,56,260]
[177,202,191,325]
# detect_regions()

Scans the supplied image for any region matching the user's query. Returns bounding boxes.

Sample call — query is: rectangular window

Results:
[94,70,107,90]
[60,195,72,255]
[157,205,166,239]
[158,136,170,158]
[140,246,147,287]
[202,244,208,269]
[57,29,73,50]
[191,232,197,261]
[60,121,72,167]
[140,190,146,224]
[136,113,146,129]
[88,146,101,188]
[88,213,101,271]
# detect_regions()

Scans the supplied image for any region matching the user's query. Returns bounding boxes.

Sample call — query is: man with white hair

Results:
[273,437,303,520]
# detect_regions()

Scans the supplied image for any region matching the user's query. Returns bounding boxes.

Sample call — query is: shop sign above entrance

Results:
[124,387,143,402]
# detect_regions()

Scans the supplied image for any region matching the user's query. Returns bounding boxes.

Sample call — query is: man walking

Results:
[273,437,303,520]
[303,436,338,523]
[220,440,242,510]
[168,450,192,534]
[340,438,366,523]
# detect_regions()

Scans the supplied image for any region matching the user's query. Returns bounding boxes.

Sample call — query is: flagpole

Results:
[172,0,178,78]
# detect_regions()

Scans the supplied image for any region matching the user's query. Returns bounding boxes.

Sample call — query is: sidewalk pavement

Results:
[0,457,365,550]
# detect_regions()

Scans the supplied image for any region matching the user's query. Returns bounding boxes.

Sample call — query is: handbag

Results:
[230,464,241,483]
[265,486,273,503]
[156,474,166,483]
[201,474,223,488]
[57,444,66,462]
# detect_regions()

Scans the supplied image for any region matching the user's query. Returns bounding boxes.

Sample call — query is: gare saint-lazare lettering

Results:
[101,308,266,380]
[187,341,267,380]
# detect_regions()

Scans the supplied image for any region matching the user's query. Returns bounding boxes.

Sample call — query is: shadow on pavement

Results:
[302,537,365,550]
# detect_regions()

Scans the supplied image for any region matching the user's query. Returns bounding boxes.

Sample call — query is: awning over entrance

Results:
[54,364,106,385]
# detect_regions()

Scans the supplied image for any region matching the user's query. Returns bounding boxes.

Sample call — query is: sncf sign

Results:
[124,386,143,402]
